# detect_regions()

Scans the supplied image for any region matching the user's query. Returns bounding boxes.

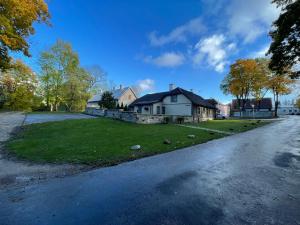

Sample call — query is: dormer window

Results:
[171,95,177,102]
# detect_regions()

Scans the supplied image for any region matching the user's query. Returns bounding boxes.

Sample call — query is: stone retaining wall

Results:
[85,108,199,124]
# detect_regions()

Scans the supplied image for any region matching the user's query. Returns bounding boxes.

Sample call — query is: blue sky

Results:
[18,0,284,103]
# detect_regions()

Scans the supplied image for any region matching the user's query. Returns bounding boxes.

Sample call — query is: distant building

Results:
[231,98,273,118]
[206,99,231,118]
[278,99,300,115]
[129,84,216,121]
[87,85,137,108]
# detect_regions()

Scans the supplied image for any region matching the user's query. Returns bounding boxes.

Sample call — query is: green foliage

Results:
[99,91,116,109]
[39,40,93,111]
[0,60,39,111]
[268,0,300,78]
[0,0,50,71]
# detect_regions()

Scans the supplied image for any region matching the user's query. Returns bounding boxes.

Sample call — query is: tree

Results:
[64,68,92,112]
[252,58,272,109]
[0,60,38,110]
[99,91,116,109]
[85,65,108,94]
[221,59,259,114]
[39,40,92,111]
[0,0,50,71]
[267,74,294,117]
[296,98,300,108]
[268,0,300,78]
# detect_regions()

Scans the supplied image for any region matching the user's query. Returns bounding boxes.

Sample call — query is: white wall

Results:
[162,94,192,116]
[86,102,99,108]
[133,105,152,114]
[118,88,137,106]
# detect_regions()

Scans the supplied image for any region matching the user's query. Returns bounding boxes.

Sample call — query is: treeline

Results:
[221,58,294,117]
[0,40,109,112]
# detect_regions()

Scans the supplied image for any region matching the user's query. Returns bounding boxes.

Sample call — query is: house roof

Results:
[88,87,136,103]
[231,98,272,110]
[129,87,216,109]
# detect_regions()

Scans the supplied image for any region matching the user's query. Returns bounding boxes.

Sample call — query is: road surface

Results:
[1,116,300,225]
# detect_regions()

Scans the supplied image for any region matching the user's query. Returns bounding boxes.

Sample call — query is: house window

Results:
[197,107,201,114]
[162,106,165,114]
[144,107,149,111]
[171,95,177,102]
[137,106,142,113]
[157,106,160,114]
[128,95,132,100]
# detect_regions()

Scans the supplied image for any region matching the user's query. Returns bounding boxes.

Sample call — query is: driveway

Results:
[24,113,95,124]
[1,116,300,225]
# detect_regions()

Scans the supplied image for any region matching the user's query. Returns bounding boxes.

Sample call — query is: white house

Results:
[278,99,300,115]
[129,84,216,121]
[87,85,137,108]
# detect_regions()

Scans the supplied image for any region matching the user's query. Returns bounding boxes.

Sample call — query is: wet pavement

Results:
[24,113,95,124]
[1,116,300,225]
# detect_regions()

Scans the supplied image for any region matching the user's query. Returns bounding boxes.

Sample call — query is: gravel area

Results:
[24,113,95,124]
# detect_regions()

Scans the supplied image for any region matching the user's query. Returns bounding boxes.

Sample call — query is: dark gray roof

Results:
[129,87,216,109]
[231,98,272,111]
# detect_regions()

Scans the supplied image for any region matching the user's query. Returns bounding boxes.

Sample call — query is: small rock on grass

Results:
[163,139,171,144]
[130,145,141,150]
[187,134,195,139]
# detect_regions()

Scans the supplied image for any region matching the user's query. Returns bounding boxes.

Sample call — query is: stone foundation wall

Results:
[85,107,209,124]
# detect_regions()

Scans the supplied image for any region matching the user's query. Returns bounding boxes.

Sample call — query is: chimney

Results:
[169,83,175,91]
[190,89,193,93]
[119,84,123,90]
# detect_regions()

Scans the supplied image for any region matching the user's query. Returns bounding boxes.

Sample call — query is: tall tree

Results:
[252,58,272,109]
[99,91,116,109]
[220,59,258,113]
[85,65,108,94]
[267,74,294,117]
[0,0,50,71]
[296,97,300,108]
[39,40,93,111]
[268,0,300,78]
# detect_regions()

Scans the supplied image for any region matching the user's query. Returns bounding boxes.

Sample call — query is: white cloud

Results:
[136,79,155,92]
[193,34,235,73]
[133,79,155,96]
[250,45,270,58]
[227,0,280,43]
[148,17,205,46]
[144,52,185,68]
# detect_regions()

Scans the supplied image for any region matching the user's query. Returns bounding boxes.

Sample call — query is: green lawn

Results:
[7,118,225,165]
[7,118,271,166]
[191,119,270,133]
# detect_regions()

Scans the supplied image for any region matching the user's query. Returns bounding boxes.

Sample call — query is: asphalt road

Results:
[1,116,300,225]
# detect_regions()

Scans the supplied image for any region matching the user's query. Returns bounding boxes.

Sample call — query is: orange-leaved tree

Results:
[0,0,50,71]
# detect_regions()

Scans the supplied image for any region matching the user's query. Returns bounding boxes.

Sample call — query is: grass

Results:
[7,118,271,166]
[7,118,225,165]
[191,119,270,133]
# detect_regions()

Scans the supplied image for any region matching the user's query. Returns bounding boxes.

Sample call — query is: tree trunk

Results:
[274,93,279,117]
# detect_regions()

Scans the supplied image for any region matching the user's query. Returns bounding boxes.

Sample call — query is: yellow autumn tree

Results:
[221,59,265,113]
[0,0,50,71]
[267,74,294,117]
